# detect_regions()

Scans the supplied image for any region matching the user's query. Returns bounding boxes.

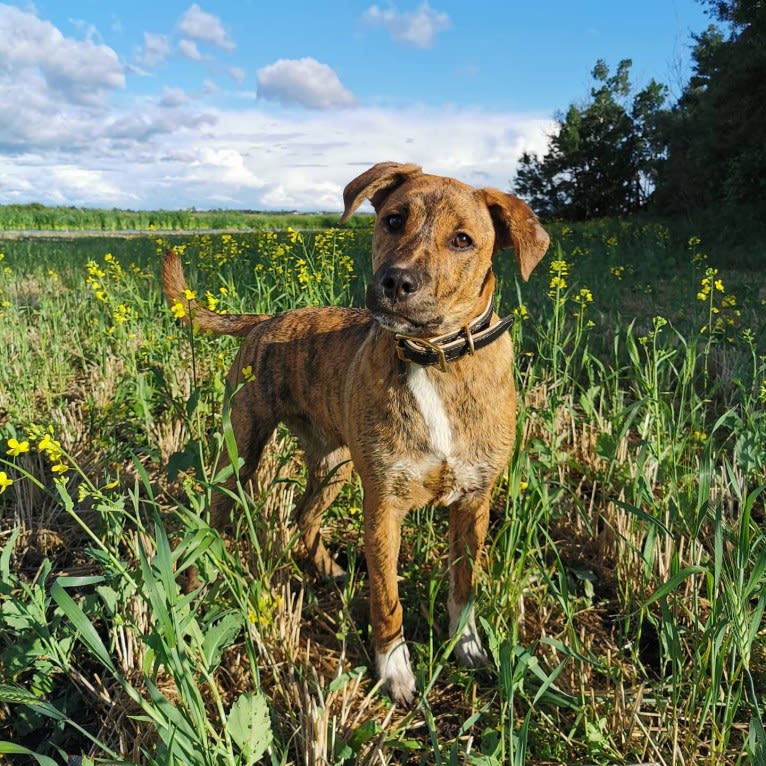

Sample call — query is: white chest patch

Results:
[397,364,489,506]
[406,365,452,457]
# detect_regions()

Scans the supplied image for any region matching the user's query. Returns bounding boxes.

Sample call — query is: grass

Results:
[0,216,764,765]
[0,203,370,233]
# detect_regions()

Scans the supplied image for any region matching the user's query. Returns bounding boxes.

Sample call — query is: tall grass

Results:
[0,218,764,764]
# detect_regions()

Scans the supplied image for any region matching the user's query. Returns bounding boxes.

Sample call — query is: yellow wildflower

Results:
[0,471,12,493]
[205,291,219,311]
[87,261,106,279]
[610,265,625,280]
[114,304,134,324]
[38,433,62,457]
[171,300,186,320]
[7,438,30,456]
[183,289,197,301]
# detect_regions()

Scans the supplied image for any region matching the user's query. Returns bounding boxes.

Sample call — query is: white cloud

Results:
[0,102,553,211]
[160,87,189,107]
[48,165,126,205]
[178,38,203,61]
[362,2,450,49]
[0,3,124,107]
[136,32,171,68]
[177,4,234,52]
[228,66,246,85]
[256,58,356,110]
[202,78,220,94]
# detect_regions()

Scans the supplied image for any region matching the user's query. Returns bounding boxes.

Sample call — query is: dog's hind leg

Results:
[209,407,278,534]
[179,404,276,594]
[293,441,353,579]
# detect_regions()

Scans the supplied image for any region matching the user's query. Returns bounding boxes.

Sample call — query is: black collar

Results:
[394,298,514,372]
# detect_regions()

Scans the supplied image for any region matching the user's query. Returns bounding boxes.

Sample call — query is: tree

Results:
[514,60,667,220]
[654,0,766,214]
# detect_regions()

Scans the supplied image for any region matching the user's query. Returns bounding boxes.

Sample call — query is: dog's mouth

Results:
[365,285,444,336]
[371,310,444,336]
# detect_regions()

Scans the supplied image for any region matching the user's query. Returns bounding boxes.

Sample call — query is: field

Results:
[0,216,764,765]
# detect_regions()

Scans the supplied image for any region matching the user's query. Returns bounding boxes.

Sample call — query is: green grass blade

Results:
[0,742,59,766]
[50,579,117,673]
[643,565,707,608]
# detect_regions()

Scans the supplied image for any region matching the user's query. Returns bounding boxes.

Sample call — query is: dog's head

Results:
[340,162,549,337]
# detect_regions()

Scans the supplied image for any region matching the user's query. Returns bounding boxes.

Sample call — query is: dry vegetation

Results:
[0,222,764,765]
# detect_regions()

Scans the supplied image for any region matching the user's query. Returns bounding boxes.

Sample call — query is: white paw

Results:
[376,640,416,706]
[454,625,489,667]
[449,602,489,667]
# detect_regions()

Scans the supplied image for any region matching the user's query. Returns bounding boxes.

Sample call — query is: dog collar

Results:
[394,298,514,373]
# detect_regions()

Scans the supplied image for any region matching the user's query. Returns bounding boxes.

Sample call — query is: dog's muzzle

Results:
[365,275,442,335]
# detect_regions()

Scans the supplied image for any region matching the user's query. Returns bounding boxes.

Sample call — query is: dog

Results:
[163,162,549,705]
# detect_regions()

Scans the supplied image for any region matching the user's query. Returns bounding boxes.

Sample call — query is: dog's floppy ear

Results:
[339,162,422,223]
[481,189,549,281]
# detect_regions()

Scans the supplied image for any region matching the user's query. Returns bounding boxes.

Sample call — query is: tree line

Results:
[514,0,765,223]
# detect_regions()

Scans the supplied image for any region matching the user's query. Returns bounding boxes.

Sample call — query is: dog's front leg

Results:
[364,493,416,706]
[448,498,491,667]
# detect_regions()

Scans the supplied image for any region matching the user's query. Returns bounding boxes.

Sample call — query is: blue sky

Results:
[0,1,712,211]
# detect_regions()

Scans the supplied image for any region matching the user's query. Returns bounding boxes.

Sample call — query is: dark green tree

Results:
[514,60,667,220]
[654,0,766,214]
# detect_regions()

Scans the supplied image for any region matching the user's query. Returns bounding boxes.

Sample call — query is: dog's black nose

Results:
[379,267,421,303]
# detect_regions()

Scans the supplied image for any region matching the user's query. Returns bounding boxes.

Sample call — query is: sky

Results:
[0,1,713,212]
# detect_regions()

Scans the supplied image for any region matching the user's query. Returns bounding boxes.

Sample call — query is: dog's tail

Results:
[162,250,271,337]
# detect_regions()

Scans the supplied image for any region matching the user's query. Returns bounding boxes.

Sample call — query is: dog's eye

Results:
[451,232,473,249]
[385,213,404,231]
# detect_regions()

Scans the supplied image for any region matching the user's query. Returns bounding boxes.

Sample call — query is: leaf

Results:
[0,526,20,584]
[0,684,65,721]
[327,665,366,693]
[643,566,707,608]
[96,584,119,616]
[201,612,243,671]
[167,445,201,483]
[49,579,116,673]
[226,692,272,764]
[55,575,105,588]
[347,718,382,752]
[186,388,202,418]
[0,742,59,766]
[595,431,617,462]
